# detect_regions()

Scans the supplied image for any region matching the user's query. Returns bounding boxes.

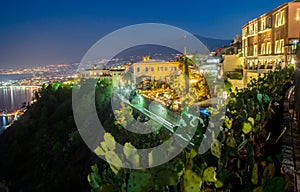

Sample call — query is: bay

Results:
[0,84,39,129]
[0,73,33,82]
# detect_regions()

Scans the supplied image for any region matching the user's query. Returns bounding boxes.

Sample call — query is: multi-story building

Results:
[79,65,126,87]
[131,56,180,84]
[242,0,300,70]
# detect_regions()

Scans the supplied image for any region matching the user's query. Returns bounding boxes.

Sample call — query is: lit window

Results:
[242,29,247,37]
[297,8,300,20]
[275,11,285,27]
[280,39,285,53]
[266,42,271,54]
[261,43,266,55]
[249,25,253,35]
[254,45,258,56]
[275,40,279,54]
[261,18,266,31]
[254,23,258,33]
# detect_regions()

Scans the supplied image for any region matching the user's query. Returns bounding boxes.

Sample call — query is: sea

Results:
[0,74,37,129]
[0,74,33,82]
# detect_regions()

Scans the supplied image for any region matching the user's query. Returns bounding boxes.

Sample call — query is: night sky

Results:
[0,0,288,69]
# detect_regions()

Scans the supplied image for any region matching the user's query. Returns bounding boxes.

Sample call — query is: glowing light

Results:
[291,58,295,65]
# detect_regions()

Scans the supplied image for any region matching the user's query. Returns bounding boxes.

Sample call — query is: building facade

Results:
[242,0,300,70]
[131,56,180,84]
[79,66,125,87]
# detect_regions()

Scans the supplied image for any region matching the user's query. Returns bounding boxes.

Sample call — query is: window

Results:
[242,29,247,37]
[267,17,272,28]
[261,43,266,55]
[165,67,168,71]
[275,11,285,27]
[254,45,258,56]
[266,42,271,54]
[297,8,300,20]
[274,39,284,54]
[151,67,154,72]
[137,67,140,72]
[254,23,258,33]
[280,39,285,53]
[275,40,280,54]
[174,67,177,71]
[249,45,253,56]
[249,25,253,35]
[145,67,148,72]
[261,18,266,31]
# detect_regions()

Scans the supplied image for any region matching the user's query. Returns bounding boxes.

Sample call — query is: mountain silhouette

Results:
[194,35,232,51]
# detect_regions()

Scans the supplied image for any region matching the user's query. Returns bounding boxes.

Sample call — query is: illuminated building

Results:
[241,0,300,70]
[131,56,180,84]
[79,65,125,87]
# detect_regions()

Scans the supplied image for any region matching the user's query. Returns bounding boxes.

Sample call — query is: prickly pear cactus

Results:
[211,139,222,158]
[225,136,236,148]
[183,169,203,192]
[214,179,223,188]
[94,133,122,174]
[87,165,102,191]
[151,158,184,186]
[248,117,255,126]
[242,121,252,134]
[202,166,217,183]
[224,117,232,129]
[123,142,139,168]
[127,171,153,192]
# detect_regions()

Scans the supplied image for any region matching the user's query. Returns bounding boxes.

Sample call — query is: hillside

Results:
[0,84,98,192]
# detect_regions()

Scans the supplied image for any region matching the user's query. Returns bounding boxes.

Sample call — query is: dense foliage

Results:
[88,67,294,192]
[0,67,294,192]
[0,83,98,192]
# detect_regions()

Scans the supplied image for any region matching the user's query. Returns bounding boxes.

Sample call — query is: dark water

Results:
[0,86,37,113]
[0,73,37,129]
[0,86,39,130]
[0,86,38,129]
[0,74,33,82]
